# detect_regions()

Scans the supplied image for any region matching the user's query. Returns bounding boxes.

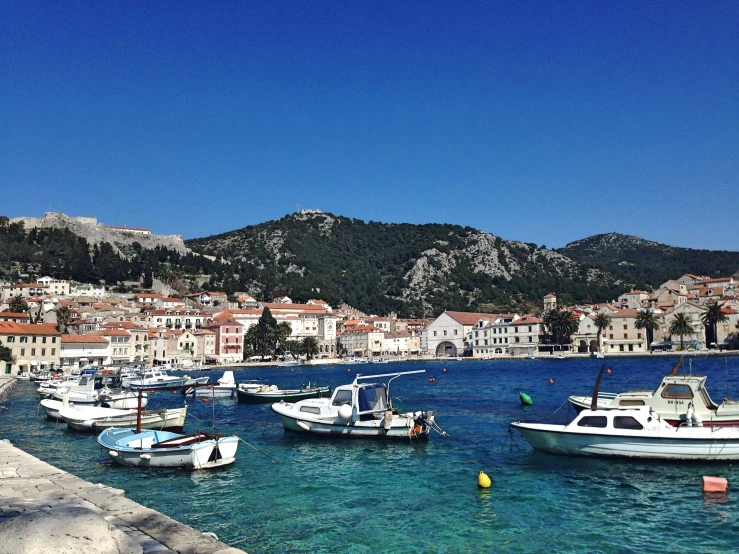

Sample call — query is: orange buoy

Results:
[203,398,210,403]
[442,368,447,373]
[291,369,295,372]
[172,390,177,395]
[606,369,612,374]
[703,476,728,492]
[429,378,434,382]
[150,389,156,394]
[347,368,351,372]
[549,377,554,385]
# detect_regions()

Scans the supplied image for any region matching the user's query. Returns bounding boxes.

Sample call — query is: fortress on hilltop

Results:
[9,212,190,255]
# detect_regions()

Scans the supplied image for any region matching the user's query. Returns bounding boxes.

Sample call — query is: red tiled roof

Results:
[444,311,499,325]
[0,312,30,319]
[0,322,60,335]
[61,335,109,344]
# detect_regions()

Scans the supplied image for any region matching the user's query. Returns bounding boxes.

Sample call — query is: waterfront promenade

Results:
[0,379,245,554]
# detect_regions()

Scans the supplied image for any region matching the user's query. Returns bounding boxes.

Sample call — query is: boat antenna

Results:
[668,357,682,377]
[590,363,607,411]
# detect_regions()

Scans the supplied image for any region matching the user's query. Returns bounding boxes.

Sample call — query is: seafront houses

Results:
[94,329,132,365]
[60,335,111,370]
[603,309,648,354]
[1,283,47,303]
[205,317,243,363]
[427,311,499,358]
[653,302,706,350]
[146,308,209,331]
[338,325,385,358]
[382,330,418,357]
[508,315,545,356]
[0,322,61,376]
[194,329,217,363]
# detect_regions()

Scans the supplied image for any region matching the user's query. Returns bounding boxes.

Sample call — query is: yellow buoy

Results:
[478,471,491,488]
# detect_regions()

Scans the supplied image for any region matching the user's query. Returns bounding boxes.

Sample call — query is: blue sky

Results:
[2,2,737,250]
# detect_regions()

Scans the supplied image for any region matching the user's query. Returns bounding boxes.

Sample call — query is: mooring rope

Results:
[236,436,280,463]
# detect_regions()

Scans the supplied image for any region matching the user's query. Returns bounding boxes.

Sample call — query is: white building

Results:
[60,335,111,369]
[427,311,499,357]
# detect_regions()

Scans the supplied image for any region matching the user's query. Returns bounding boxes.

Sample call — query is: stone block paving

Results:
[0,439,245,554]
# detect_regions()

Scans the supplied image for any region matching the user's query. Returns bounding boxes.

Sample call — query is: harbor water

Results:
[2,355,739,553]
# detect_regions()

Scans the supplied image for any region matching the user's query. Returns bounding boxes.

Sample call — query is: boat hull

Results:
[61,407,188,433]
[237,387,331,404]
[97,429,238,469]
[511,422,739,460]
[272,404,429,440]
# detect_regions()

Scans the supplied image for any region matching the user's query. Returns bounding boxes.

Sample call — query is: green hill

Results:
[558,233,739,289]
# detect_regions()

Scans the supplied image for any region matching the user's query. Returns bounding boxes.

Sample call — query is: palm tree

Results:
[669,313,695,351]
[701,303,728,349]
[543,308,579,351]
[56,306,71,333]
[593,313,612,353]
[635,308,659,351]
[299,337,320,361]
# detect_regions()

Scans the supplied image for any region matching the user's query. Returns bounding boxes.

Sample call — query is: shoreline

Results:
[0,377,246,554]
[206,349,738,370]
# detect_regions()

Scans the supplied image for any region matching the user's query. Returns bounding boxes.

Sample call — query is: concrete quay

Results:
[0,437,245,554]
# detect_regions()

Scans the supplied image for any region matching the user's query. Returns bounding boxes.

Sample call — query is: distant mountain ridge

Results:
[185,212,625,316]
[558,233,739,289]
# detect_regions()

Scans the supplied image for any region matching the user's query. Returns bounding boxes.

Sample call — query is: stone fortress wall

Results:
[10,212,190,256]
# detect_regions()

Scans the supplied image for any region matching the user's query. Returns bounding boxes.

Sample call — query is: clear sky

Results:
[2,2,737,250]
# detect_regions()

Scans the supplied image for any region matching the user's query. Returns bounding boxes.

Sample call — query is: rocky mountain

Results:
[558,233,739,289]
[186,212,625,317]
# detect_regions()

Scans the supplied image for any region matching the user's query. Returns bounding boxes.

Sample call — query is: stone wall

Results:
[9,212,189,256]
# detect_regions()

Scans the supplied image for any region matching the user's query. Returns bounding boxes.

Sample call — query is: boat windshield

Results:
[358,385,387,413]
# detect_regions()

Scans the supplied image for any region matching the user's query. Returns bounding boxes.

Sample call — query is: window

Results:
[32,337,37,343]
[42,348,46,356]
[7,337,14,343]
[623,333,627,339]
[619,345,624,351]
[331,390,353,406]
[20,348,25,356]
[19,336,27,343]
[609,334,614,339]
[31,348,36,355]
[43,337,47,343]
[454,330,457,336]
[614,416,643,430]
[577,416,607,428]
[443,330,447,336]
[637,333,642,339]
[433,331,437,337]
[623,325,627,330]
[628,344,633,352]
[528,336,532,342]
[52,337,56,343]
[609,326,613,331]
[662,384,693,399]
[618,399,645,406]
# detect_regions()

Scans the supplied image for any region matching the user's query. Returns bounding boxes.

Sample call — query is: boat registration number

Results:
[666,400,685,405]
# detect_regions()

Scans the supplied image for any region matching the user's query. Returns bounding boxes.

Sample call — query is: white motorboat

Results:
[187,371,236,398]
[511,406,739,461]
[183,375,210,386]
[277,353,301,367]
[369,357,389,364]
[52,377,148,409]
[513,364,739,461]
[128,370,188,390]
[97,428,239,469]
[271,370,446,440]
[58,403,188,432]
[40,398,64,420]
[237,382,332,404]
[567,359,739,427]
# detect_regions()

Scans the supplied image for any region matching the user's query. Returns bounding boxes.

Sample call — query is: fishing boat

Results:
[271,370,446,440]
[127,370,189,390]
[58,403,188,432]
[511,364,739,461]
[369,357,389,364]
[237,382,331,404]
[51,377,147,409]
[567,359,739,427]
[40,398,65,420]
[187,371,236,398]
[97,428,239,469]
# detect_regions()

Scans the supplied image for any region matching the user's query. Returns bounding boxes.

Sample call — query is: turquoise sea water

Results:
[3,355,739,553]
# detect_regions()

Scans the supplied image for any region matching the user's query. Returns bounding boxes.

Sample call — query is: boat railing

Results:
[598,392,618,400]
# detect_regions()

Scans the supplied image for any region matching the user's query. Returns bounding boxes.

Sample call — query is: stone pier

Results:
[0,438,246,554]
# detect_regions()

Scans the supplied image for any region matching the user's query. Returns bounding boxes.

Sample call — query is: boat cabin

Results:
[569,408,673,434]
[328,382,391,421]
